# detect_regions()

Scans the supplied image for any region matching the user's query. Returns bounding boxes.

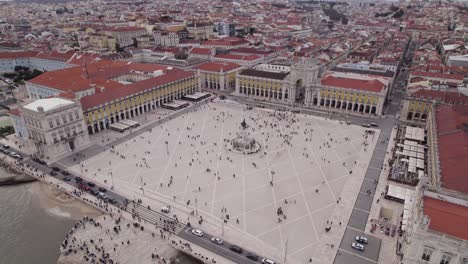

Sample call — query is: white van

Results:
[161,206,170,213]
[262,258,275,264]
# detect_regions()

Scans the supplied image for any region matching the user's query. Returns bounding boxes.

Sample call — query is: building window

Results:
[68,112,73,121]
[62,114,66,124]
[74,110,79,120]
[422,248,433,262]
[56,118,60,126]
[48,119,53,128]
[440,254,451,264]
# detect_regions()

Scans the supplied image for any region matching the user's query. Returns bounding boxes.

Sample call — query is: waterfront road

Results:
[9,147,279,264]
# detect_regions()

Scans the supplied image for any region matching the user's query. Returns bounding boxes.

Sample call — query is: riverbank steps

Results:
[0,158,36,186]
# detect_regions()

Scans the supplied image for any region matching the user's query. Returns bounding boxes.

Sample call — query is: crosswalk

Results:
[123,202,186,234]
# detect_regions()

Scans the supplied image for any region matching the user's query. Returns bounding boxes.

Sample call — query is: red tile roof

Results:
[0,51,38,59]
[321,76,385,93]
[8,108,21,117]
[214,53,262,61]
[409,89,468,104]
[80,68,194,111]
[104,26,146,32]
[196,62,241,72]
[28,60,167,92]
[435,105,468,194]
[190,47,212,55]
[423,196,468,240]
[411,71,464,81]
[202,37,248,47]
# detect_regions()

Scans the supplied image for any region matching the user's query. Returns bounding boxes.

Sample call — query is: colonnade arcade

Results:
[86,86,197,134]
[311,96,379,114]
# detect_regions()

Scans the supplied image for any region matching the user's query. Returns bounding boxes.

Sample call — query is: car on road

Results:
[361,123,370,128]
[370,123,378,127]
[33,157,46,165]
[61,171,70,176]
[2,144,10,149]
[108,198,118,204]
[63,177,71,181]
[78,183,90,191]
[74,177,83,182]
[355,236,368,244]
[50,171,57,176]
[98,187,107,192]
[191,229,203,237]
[229,245,243,254]
[210,237,223,245]
[90,189,99,196]
[87,182,96,187]
[351,242,365,251]
[8,151,17,157]
[97,192,108,200]
[11,154,22,159]
[161,206,170,213]
[261,258,275,264]
[51,166,60,171]
[246,253,259,261]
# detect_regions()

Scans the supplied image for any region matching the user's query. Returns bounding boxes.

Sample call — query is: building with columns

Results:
[13,60,199,136]
[196,62,242,91]
[18,97,90,159]
[400,105,468,264]
[235,59,320,103]
[312,75,388,116]
[80,67,198,134]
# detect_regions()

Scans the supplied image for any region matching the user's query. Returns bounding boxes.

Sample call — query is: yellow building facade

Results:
[315,87,384,115]
[236,71,289,100]
[83,76,198,134]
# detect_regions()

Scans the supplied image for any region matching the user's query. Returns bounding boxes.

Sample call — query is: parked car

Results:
[90,189,99,196]
[98,187,107,192]
[12,154,22,159]
[351,242,365,251]
[50,171,57,176]
[210,237,223,245]
[2,144,10,149]
[87,182,96,187]
[361,123,370,128]
[108,198,118,204]
[370,123,378,127]
[74,177,83,182]
[246,253,259,261]
[355,236,368,244]
[51,166,60,171]
[261,258,275,264]
[63,177,71,181]
[229,245,243,254]
[61,171,70,176]
[191,229,203,237]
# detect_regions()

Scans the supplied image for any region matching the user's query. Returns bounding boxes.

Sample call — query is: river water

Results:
[0,166,201,264]
[0,166,76,264]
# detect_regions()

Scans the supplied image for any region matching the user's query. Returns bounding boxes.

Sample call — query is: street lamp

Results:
[221,208,225,237]
[140,175,144,194]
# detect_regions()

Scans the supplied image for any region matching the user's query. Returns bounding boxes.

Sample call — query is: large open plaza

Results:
[65,100,379,263]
